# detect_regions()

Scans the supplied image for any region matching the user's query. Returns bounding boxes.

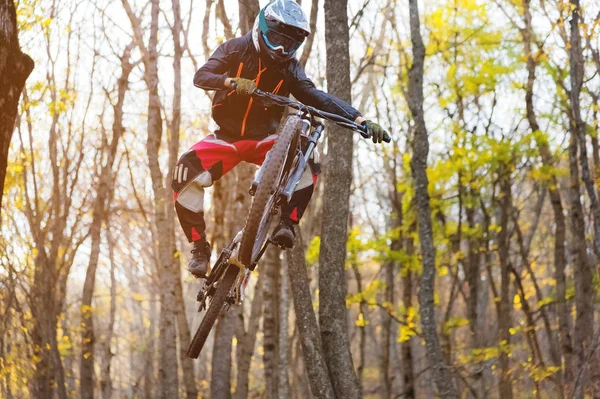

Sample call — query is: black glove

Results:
[363,120,388,144]
[231,78,257,97]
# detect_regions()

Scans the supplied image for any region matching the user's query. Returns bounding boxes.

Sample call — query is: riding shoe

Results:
[188,239,211,278]
[272,221,295,249]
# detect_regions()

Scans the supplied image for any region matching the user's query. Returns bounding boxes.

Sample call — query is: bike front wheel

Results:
[239,115,301,267]
[187,264,239,359]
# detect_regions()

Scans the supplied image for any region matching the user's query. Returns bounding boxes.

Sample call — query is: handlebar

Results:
[230,83,391,143]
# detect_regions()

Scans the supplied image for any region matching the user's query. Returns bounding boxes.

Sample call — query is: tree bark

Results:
[22,20,77,395]
[286,231,335,399]
[211,308,236,399]
[175,271,198,398]
[568,2,599,395]
[170,0,198,396]
[319,0,361,397]
[207,4,259,387]
[263,247,281,399]
[497,166,514,399]
[140,0,180,395]
[100,229,117,399]
[401,227,416,399]
[350,259,366,395]
[279,258,290,399]
[569,1,600,261]
[144,293,158,399]
[216,0,234,41]
[80,44,133,399]
[233,277,264,399]
[519,1,574,392]
[380,256,394,399]
[238,0,259,34]
[405,0,458,397]
[0,0,34,219]
[299,0,319,68]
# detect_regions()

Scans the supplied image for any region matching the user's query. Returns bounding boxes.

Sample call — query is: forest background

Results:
[1,0,600,397]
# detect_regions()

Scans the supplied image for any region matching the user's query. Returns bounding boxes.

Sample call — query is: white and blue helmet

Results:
[252,0,311,63]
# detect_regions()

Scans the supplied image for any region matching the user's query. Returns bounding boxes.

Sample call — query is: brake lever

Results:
[357,127,371,139]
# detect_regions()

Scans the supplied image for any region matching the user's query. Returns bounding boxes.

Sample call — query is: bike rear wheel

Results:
[187,264,239,359]
[239,115,301,267]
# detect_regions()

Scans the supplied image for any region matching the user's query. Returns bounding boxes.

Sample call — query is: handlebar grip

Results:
[359,124,392,143]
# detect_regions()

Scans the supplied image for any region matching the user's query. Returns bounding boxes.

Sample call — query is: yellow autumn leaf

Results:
[355,312,369,327]
[132,293,145,302]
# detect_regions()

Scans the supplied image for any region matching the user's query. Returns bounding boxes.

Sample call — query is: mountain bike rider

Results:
[172,0,389,277]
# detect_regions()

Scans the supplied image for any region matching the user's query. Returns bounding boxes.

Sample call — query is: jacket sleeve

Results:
[193,40,239,91]
[288,61,361,121]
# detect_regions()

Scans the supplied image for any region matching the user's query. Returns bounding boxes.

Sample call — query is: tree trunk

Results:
[299,0,319,68]
[568,1,599,395]
[238,0,259,34]
[211,166,254,397]
[286,231,335,399]
[170,0,198,396]
[405,0,458,397]
[0,0,34,218]
[497,166,514,399]
[569,0,600,261]
[350,260,366,395]
[211,307,236,399]
[80,44,132,399]
[233,277,264,399]
[137,0,180,395]
[144,293,158,399]
[380,255,394,399]
[381,169,403,399]
[263,247,281,399]
[319,0,361,397]
[465,206,486,398]
[175,269,198,398]
[520,1,573,391]
[30,253,68,399]
[402,229,416,399]
[279,258,290,399]
[100,230,117,399]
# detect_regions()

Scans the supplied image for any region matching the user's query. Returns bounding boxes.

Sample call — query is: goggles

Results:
[262,29,304,55]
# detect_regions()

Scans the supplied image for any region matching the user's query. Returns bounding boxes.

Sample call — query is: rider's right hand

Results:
[230,78,257,97]
[362,120,390,144]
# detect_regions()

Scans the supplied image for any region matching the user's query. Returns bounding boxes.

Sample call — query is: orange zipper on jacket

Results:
[226,62,245,98]
[265,79,284,111]
[241,58,267,137]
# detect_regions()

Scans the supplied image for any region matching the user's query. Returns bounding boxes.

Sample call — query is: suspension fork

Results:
[281,120,324,202]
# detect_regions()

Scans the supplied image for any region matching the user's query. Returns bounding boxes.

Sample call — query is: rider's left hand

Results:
[363,120,388,144]
[230,77,257,97]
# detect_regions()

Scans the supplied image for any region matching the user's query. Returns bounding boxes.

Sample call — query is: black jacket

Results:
[194,32,361,140]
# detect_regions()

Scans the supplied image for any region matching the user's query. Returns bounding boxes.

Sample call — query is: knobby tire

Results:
[239,115,301,266]
[187,265,239,359]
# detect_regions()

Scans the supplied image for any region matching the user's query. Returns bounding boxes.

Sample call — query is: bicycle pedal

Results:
[268,238,287,251]
[225,296,236,307]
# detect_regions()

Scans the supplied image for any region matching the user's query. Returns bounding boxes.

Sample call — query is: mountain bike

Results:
[186,89,391,359]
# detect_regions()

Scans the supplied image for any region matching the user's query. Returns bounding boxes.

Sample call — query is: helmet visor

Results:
[263,29,304,55]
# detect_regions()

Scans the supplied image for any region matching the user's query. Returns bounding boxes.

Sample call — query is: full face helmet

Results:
[252,0,311,64]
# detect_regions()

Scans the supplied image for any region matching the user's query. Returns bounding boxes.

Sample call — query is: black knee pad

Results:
[172,150,204,192]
